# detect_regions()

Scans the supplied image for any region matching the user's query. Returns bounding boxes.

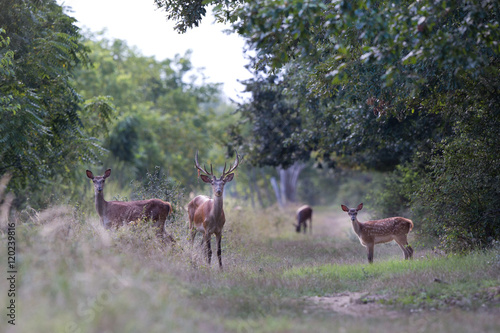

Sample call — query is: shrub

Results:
[368,166,412,218]
[130,166,185,225]
[417,134,500,252]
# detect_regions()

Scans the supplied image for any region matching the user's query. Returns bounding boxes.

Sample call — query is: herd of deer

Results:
[86,152,413,268]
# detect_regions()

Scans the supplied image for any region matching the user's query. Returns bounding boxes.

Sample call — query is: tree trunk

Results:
[251,168,265,208]
[0,174,14,230]
[270,177,283,208]
[259,168,273,208]
[275,162,305,206]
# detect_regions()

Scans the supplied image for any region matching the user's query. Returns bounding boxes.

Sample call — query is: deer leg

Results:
[216,232,223,269]
[406,244,414,259]
[303,221,307,234]
[190,228,197,246]
[205,233,212,265]
[154,218,164,238]
[393,236,408,259]
[397,242,409,259]
[367,244,374,263]
[309,218,312,234]
[403,235,413,259]
[155,218,174,244]
[395,235,413,260]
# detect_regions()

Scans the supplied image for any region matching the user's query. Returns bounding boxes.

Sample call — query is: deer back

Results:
[297,205,312,223]
[359,217,413,242]
[106,199,171,226]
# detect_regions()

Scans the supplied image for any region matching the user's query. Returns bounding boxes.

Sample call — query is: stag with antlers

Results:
[188,151,240,269]
[341,203,413,263]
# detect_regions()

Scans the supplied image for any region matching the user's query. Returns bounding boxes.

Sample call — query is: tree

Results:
[229,75,311,204]
[154,0,243,33]
[0,0,112,197]
[73,33,232,191]
[157,0,500,250]
[232,75,311,168]
[413,70,500,252]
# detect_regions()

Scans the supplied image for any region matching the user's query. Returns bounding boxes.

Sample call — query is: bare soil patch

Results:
[304,292,400,318]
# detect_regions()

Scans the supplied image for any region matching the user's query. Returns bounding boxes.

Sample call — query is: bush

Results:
[417,133,500,252]
[368,165,420,219]
[130,166,185,225]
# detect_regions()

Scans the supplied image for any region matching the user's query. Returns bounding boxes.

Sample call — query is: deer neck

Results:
[351,217,362,236]
[211,194,224,222]
[95,191,108,219]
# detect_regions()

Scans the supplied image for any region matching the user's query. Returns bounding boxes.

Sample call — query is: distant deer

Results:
[188,151,240,269]
[341,203,413,263]
[294,205,313,234]
[86,169,173,241]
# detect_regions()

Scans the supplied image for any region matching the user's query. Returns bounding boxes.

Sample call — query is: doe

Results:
[294,205,313,234]
[341,203,413,263]
[86,169,173,241]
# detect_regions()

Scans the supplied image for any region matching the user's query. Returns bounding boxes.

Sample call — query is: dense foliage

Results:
[0,0,112,195]
[230,75,311,168]
[1,0,498,251]
[415,74,500,252]
[158,0,500,251]
[1,0,237,209]
[73,33,233,191]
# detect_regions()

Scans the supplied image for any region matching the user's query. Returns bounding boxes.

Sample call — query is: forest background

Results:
[1,0,499,253]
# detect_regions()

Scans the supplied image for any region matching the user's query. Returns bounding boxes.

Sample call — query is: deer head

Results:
[195,151,240,197]
[86,169,111,194]
[341,203,363,222]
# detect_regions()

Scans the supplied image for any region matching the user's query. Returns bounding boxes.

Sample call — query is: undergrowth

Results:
[1,203,499,333]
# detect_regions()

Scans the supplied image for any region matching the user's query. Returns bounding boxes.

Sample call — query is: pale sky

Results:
[58,0,252,102]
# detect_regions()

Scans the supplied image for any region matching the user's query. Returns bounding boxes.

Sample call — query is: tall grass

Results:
[1,203,499,333]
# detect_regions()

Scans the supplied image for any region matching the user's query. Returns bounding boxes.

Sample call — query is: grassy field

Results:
[2,202,499,333]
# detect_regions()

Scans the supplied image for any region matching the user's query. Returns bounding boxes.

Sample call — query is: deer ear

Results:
[200,174,212,184]
[341,204,349,212]
[86,170,94,179]
[357,203,363,211]
[104,169,111,178]
[224,173,234,183]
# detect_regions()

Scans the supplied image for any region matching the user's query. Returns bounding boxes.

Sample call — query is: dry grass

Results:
[1,203,499,333]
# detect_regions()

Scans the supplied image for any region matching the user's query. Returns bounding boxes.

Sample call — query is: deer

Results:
[294,205,313,234]
[187,151,240,269]
[86,169,173,241]
[341,203,413,263]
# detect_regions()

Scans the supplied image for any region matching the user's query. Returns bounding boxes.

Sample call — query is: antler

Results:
[195,151,213,177]
[222,151,240,178]
[195,151,241,179]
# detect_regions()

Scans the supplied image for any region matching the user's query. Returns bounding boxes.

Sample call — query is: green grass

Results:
[2,204,499,333]
[285,253,500,307]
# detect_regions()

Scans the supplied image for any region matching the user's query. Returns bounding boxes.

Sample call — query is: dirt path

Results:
[305,292,400,318]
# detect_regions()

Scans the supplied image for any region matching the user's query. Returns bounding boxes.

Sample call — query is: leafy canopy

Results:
[73,33,233,191]
[157,0,500,251]
[0,0,112,193]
